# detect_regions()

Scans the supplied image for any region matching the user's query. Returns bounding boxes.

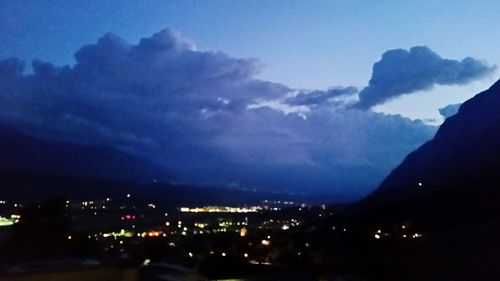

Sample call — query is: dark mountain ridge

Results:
[0,125,344,205]
[370,79,500,202]
[0,125,168,183]
[341,79,500,231]
[328,81,500,280]
[0,172,339,206]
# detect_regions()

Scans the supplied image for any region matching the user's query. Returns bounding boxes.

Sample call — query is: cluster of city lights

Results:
[374,227,424,240]
[262,200,295,205]
[194,223,207,228]
[139,230,165,237]
[411,233,422,238]
[179,206,262,213]
[102,229,134,238]
[0,215,18,227]
[120,214,138,220]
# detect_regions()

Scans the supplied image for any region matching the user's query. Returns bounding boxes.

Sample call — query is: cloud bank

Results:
[355,46,495,109]
[1,29,479,199]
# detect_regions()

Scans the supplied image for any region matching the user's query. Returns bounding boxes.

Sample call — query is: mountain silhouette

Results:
[0,125,168,183]
[348,79,500,229]
[373,79,500,199]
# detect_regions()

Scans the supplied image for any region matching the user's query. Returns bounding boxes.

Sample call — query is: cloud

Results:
[355,46,495,109]
[286,86,357,106]
[213,105,435,196]
[439,103,461,119]
[0,29,441,199]
[0,29,289,147]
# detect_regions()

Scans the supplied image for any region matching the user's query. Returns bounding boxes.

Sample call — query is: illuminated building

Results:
[240,227,247,237]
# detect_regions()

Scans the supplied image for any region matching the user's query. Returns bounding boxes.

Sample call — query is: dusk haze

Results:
[1,1,500,280]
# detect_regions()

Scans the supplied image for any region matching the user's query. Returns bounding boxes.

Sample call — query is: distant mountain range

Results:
[0,171,335,205]
[0,125,339,204]
[0,125,168,183]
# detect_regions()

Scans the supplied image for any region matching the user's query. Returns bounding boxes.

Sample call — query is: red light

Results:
[132,215,136,219]
[121,216,125,220]
[126,215,131,219]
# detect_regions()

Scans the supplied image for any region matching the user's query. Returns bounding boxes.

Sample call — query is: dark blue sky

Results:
[0,1,498,198]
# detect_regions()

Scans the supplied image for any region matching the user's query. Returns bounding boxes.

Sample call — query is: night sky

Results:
[0,1,498,198]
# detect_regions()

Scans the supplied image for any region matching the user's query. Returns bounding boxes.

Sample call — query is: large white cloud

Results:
[0,29,442,199]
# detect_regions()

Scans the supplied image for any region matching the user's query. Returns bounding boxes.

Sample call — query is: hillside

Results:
[0,125,168,183]
[345,79,500,228]
[372,79,500,201]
